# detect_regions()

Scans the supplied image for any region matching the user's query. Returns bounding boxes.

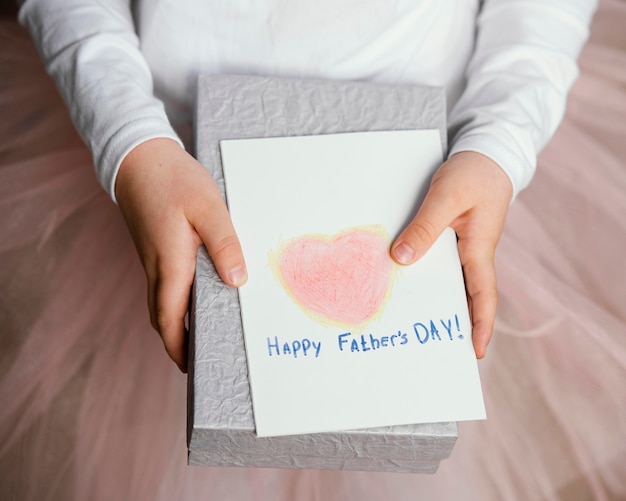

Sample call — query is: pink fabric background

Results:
[1,1,625,498]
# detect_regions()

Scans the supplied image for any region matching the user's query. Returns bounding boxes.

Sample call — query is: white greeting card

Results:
[220,130,486,437]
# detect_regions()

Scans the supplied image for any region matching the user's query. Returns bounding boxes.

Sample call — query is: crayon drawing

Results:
[269,225,397,330]
[220,131,484,437]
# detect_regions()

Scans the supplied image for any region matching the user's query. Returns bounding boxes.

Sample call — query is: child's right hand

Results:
[115,138,247,373]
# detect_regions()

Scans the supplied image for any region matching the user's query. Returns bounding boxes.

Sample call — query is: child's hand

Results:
[391,151,513,359]
[115,138,247,372]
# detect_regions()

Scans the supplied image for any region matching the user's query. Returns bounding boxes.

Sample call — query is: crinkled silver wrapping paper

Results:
[189,74,457,472]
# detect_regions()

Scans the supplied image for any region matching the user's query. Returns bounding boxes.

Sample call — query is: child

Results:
[6,1,626,500]
[18,0,595,375]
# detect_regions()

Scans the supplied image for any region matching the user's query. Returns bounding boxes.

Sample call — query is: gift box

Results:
[188,74,457,472]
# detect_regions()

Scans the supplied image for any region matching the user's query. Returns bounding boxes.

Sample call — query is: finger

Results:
[147,272,158,333]
[461,247,498,359]
[391,184,464,265]
[152,262,194,373]
[190,181,247,287]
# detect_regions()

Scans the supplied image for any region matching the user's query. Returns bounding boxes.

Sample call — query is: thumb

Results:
[190,182,248,287]
[391,185,461,265]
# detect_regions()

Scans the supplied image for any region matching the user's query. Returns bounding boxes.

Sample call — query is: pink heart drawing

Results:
[271,226,395,328]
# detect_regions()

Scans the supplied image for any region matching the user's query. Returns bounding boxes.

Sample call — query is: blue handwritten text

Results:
[337,331,408,353]
[267,336,321,358]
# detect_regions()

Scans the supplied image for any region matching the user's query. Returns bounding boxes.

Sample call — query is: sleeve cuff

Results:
[448,132,536,200]
[96,117,184,204]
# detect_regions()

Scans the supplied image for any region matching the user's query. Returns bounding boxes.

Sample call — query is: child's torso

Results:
[133,0,479,124]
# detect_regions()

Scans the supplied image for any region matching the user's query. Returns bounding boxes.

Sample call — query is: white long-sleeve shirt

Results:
[19,0,596,201]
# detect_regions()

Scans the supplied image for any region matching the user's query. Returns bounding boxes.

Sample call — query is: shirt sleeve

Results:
[448,0,597,198]
[18,0,183,203]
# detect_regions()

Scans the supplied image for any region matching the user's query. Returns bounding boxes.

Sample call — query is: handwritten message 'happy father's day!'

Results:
[266,313,466,359]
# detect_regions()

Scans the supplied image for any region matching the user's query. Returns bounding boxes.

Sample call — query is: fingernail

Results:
[393,243,415,265]
[228,265,247,286]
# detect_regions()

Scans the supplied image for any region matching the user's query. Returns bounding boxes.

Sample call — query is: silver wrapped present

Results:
[188,74,457,472]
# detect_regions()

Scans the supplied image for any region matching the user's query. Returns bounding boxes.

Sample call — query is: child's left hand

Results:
[391,151,513,359]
